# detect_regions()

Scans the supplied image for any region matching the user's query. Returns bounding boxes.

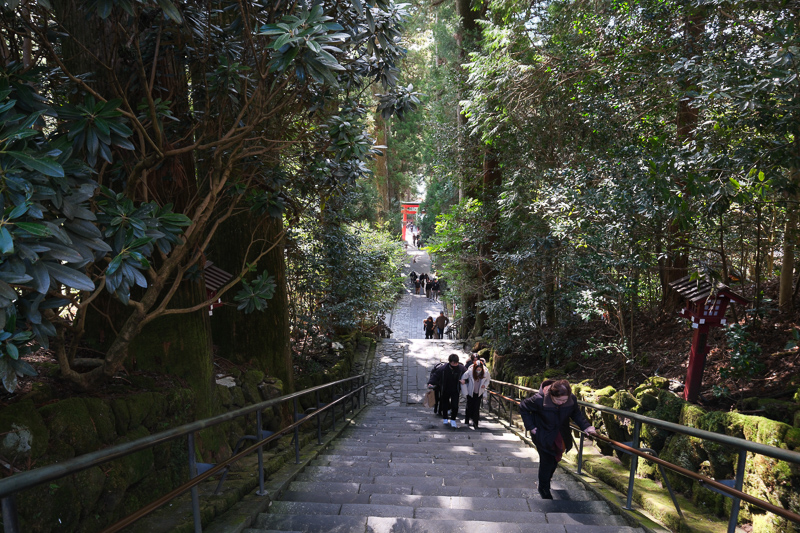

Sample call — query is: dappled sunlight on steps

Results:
[243,405,645,533]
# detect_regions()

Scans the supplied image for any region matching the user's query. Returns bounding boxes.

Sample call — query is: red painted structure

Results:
[669,275,749,402]
[400,202,420,240]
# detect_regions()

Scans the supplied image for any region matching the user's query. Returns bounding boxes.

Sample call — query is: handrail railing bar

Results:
[0,374,365,499]
[486,386,800,526]
[99,384,367,533]
[490,379,800,465]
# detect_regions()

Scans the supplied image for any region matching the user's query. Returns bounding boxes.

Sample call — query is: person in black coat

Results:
[423,316,435,339]
[432,353,466,428]
[519,379,597,499]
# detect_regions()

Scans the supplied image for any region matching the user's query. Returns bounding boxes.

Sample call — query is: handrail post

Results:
[293,398,300,464]
[2,495,20,533]
[728,448,747,533]
[625,419,641,510]
[315,391,322,445]
[187,433,203,533]
[256,410,267,496]
[577,432,585,475]
[331,387,337,432]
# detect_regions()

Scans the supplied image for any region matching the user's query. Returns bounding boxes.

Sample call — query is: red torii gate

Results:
[401,202,420,241]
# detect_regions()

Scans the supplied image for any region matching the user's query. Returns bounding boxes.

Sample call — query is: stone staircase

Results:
[243,405,645,533]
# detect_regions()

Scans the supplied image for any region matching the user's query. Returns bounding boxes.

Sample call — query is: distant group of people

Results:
[423,311,449,339]
[409,271,440,301]
[405,222,422,248]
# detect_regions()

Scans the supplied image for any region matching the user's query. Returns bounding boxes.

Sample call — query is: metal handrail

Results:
[490,379,800,465]
[486,379,800,531]
[0,374,367,533]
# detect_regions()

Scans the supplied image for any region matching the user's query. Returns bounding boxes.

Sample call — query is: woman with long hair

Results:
[460,361,490,429]
[519,379,597,499]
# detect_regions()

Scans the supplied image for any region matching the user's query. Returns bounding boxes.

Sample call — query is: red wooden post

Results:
[684,324,710,402]
[669,275,749,403]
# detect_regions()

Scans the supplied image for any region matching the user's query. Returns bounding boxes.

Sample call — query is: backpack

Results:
[428,362,446,387]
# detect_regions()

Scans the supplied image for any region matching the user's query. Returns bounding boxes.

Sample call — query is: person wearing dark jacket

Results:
[426,361,446,415]
[432,353,466,428]
[519,379,597,499]
[423,316,435,339]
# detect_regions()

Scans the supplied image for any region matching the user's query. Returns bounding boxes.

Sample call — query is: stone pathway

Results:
[367,239,465,407]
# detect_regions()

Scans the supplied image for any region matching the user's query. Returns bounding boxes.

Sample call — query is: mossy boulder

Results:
[679,403,706,428]
[786,427,800,450]
[638,392,659,412]
[230,386,246,407]
[660,434,706,492]
[126,392,166,432]
[650,390,684,423]
[83,398,117,444]
[634,376,669,395]
[216,384,233,407]
[612,390,639,412]
[543,367,561,379]
[593,385,616,400]
[110,398,131,435]
[0,399,49,459]
[39,398,100,456]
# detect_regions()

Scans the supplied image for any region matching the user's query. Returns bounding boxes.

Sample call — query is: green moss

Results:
[110,426,154,487]
[110,398,131,435]
[543,367,561,378]
[785,427,800,450]
[126,392,165,431]
[0,399,49,459]
[39,398,100,455]
[613,390,639,411]
[594,385,616,398]
[243,369,265,387]
[661,434,705,492]
[216,385,233,407]
[83,398,117,444]
[127,374,158,389]
[680,403,707,428]
[73,466,106,517]
[639,392,659,412]
[564,361,578,373]
[651,390,684,423]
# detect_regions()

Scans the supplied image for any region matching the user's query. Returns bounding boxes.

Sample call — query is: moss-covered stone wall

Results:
[0,372,287,533]
[568,378,800,533]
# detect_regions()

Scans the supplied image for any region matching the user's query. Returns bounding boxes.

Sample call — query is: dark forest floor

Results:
[526,279,800,411]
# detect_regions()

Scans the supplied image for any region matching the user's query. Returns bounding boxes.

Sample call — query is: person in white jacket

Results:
[460,361,490,429]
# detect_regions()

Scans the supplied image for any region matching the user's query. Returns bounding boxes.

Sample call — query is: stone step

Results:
[252,402,646,533]
[246,514,643,533]
[267,502,628,526]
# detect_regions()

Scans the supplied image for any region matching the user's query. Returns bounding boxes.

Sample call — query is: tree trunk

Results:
[661,8,705,313]
[470,149,502,338]
[779,188,798,313]
[129,280,215,416]
[210,214,295,392]
[373,86,391,222]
